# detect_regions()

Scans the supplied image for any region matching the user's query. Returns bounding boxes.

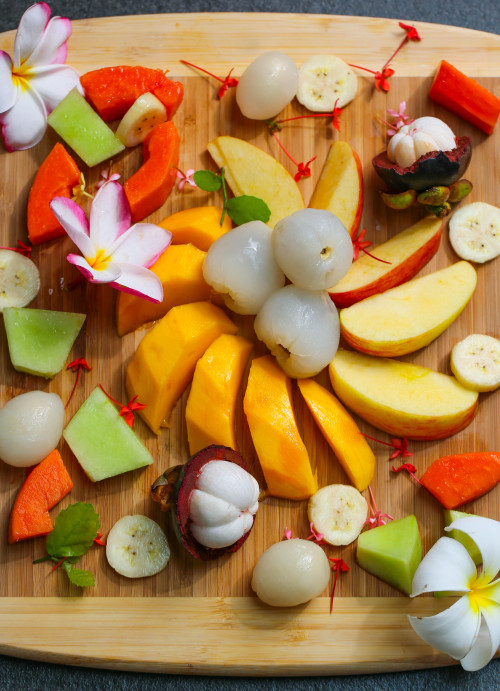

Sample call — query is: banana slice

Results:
[0,249,40,313]
[106,515,170,578]
[296,55,357,112]
[308,484,368,546]
[451,334,500,392]
[449,202,500,263]
[115,93,168,147]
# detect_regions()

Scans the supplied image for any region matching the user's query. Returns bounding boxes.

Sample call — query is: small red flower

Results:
[352,229,391,264]
[392,463,422,485]
[65,358,91,409]
[98,384,146,428]
[180,60,238,100]
[364,486,394,530]
[375,67,395,92]
[328,558,349,613]
[399,21,421,41]
[0,240,32,258]
[294,156,317,182]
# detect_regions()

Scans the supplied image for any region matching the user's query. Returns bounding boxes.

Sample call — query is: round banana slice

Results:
[106,515,170,578]
[115,92,168,147]
[0,249,40,312]
[451,334,500,392]
[308,484,368,546]
[449,202,500,263]
[296,54,357,112]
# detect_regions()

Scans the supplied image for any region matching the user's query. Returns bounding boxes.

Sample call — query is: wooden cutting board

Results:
[0,12,499,675]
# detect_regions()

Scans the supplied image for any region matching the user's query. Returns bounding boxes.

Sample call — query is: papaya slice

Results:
[8,450,73,543]
[27,143,81,245]
[124,121,180,222]
[80,66,184,122]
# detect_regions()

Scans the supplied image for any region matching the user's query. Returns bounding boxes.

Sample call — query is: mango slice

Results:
[185,334,253,454]
[297,378,375,491]
[243,355,317,500]
[116,244,211,336]
[158,206,232,251]
[126,302,237,433]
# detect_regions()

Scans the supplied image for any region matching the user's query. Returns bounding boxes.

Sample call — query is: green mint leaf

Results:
[62,562,95,588]
[226,195,271,226]
[46,503,100,559]
[193,170,221,192]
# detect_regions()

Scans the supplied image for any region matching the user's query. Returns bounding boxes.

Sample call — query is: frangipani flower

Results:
[409,516,500,671]
[0,2,81,151]
[50,179,172,303]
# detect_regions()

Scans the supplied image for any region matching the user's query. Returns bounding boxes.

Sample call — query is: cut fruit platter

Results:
[0,10,500,676]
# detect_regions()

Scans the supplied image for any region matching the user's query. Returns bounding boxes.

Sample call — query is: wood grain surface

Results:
[0,12,499,674]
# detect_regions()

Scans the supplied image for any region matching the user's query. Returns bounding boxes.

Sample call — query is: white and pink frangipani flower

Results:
[50,179,172,303]
[0,2,81,151]
[409,516,500,671]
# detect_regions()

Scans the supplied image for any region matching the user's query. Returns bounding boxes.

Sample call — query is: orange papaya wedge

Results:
[8,450,73,543]
[27,143,81,245]
[124,121,180,222]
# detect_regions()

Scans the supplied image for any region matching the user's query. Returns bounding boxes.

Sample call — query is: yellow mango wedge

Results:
[329,349,478,440]
[186,334,253,454]
[207,136,304,228]
[158,206,231,251]
[243,355,317,500]
[340,261,477,357]
[297,378,375,491]
[126,302,237,433]
[116,244,211,336]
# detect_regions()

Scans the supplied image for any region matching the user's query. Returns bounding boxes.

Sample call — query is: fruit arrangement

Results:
[1,3,500,674]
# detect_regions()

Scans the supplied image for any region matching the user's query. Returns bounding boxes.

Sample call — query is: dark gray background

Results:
[1,1,499,689]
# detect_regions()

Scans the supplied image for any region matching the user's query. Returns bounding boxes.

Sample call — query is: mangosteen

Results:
[151,445,260,560]
[373,116,472,192]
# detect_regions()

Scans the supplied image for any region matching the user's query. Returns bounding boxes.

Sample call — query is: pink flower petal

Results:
[0,52,16,113]
[13,2,51,69]
[67,254,121,284]
[28,15,72,68]
[27,64,80,113]
[90,180,131,249]
[110,223,172,268]
[110,263,164,303]
[50,197,94,257]
[0,83,46,151]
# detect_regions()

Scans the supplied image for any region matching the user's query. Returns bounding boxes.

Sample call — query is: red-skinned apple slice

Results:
[308,141,363,239]
[329,216,442,308]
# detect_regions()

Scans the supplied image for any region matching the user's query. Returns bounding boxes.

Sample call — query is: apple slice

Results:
[339,261,477,357]
[329,216,443,308]
[207,136,304,228]
[329,349,478,440]
[308,141,363,239]
[356,515,422,595]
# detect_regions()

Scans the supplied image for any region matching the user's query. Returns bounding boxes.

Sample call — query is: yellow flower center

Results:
[90,249,111,272]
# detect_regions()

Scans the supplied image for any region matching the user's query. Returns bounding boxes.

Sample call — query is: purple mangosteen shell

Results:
[172,445,256,561]
[372,136,472,192]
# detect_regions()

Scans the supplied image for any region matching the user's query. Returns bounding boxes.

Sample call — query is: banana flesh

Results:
[449,202,500,263]
[106,514,170,578]
[296,55,357,112]
[115,93,168,147]
[308,484,368,546]
[451,334,500,392]
[0,249,40,312]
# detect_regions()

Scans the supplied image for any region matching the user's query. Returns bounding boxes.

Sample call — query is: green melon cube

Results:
[4,307,85,378]
[444,509,482,566]
[47,88,125,167]
[356,515,422,595]
[63,387,154,482]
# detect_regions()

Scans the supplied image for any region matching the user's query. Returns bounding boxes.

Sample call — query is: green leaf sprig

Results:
[193,167,271,227]
[33,502,101,587]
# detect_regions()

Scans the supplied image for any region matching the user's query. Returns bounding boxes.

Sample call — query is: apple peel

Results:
[409,516,500,671]
[50,180,172,302]
[0,2,81,151]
